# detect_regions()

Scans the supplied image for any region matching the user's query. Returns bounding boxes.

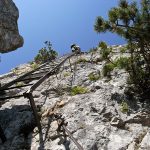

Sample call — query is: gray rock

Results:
[0,0,23,53]
[139,130,150,150]
[126,111,150,126]
[110,116,125,128]
[0,51,150,150]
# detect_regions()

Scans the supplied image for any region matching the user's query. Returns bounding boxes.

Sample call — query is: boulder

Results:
[0,0,23,53]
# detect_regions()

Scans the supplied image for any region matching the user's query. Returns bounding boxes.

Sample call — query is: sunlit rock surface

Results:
[0,46,150,150]
[0,0,23,53]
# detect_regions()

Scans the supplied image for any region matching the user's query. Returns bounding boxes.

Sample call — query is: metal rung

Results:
[0,94,24,101]
[31,71,49,75]
[39,68,51,71]
[16,76,42,82]
[0,62,50,90]
[0,83,33,91]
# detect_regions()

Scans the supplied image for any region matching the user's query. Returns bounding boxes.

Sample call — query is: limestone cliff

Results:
[0,46,150,150]
[0,0,23,53]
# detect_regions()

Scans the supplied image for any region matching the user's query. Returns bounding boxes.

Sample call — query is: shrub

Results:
[94,57,103,63]
[115,57,130,70]
[88,72,100,81]
[102,57,129,77]
[99,41,112,61]
[34,41,58,64]
[98,41,107,49]
[89,47,97,53]
[120,46,127,53]
[31,63,39,70]
[71,86,88,96]
[94,0,150,101]
[77,58,88,64]
[102,63,116,77]
[101,48,112,60]
[12,68,19,75]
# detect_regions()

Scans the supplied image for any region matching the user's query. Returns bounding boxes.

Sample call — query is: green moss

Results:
[88,72,100,81]
[71,86,88,96]
[120,101,129,113]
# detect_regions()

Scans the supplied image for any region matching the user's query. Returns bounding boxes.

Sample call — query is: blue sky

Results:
[0,0,127,74]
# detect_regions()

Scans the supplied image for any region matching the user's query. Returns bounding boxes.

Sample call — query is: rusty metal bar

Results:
[16,76,43,82]
[62,125,84,150]
[0,94,24,101]
[69,58,73,72]
[23,92,41,132]
[22,53,76,133]
[31,71,49,75]
[37,68,50,71]
[28,53,75,93]
[0,53,76,141]
[0,62,49,90]
[0,83,33,91]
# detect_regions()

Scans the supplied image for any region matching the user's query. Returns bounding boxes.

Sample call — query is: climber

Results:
[71,44,81,54]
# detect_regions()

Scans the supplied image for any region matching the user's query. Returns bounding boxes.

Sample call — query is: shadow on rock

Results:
[0,105,36,149]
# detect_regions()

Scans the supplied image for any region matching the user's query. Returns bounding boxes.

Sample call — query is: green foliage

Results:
[94,17,111,33]
[31,63,39,70]
[120,101,129,113]
[102,57,130,77]
[89,47,97,53]
[88,72,101,81]
[120,46,128,53]
[34,41,58,64]
[71,86,88,96]
[12,68,19,75]
[63,72,71,77]
[101,48,112,60]
[114,57,130,70]
[98,41,108,49]
[99,41,112,60]
[94,0,150,101]
[77,58,88,64]
[94,57,103,63]
[103,63,116,77]
[16,82,24,87]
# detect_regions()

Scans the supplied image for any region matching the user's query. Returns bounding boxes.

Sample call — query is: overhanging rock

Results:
[0,0,24,53]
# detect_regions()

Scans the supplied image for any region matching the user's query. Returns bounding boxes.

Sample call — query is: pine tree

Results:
[94,0,150,101]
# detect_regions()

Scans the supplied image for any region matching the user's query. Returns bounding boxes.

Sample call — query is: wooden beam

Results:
[23,92,41,132]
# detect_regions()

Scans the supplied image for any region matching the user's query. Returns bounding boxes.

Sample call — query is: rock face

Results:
[0,0,23,53]
[0,46,150,149]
